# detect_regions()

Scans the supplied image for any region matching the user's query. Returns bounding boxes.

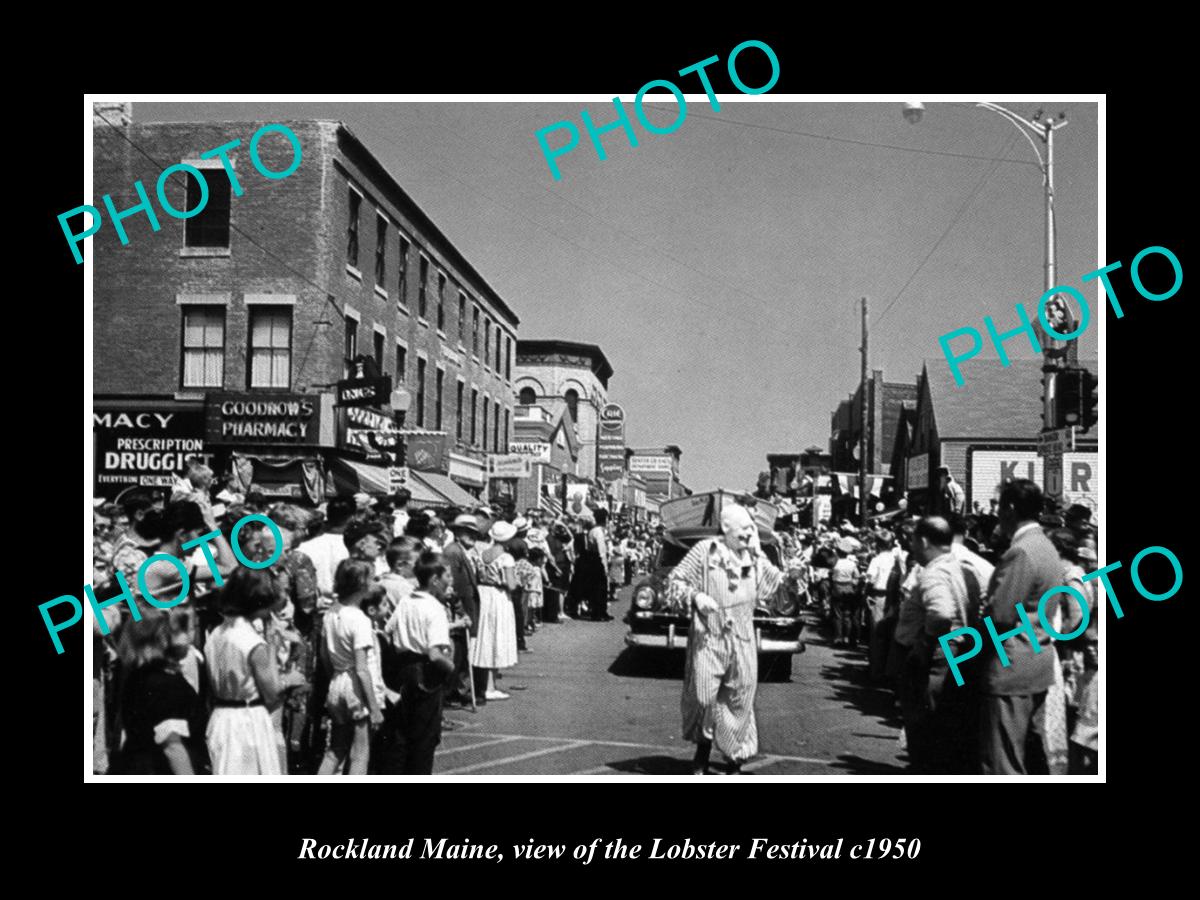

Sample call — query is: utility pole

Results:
[859,297,870,526]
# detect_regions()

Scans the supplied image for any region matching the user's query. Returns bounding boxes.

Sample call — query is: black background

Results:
[23,24,1186,887]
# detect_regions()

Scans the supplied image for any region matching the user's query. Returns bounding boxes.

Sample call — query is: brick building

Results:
[890,359,1099,516]
[828,370,919,477]
[92,108,519,503]
[514,340,613,481]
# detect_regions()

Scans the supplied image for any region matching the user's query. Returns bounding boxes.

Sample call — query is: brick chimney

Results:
[92,101,132,127]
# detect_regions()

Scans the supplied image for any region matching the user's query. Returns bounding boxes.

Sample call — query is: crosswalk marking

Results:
[434,736,522,757]
[439,741,590,775]
[435,729,838,774]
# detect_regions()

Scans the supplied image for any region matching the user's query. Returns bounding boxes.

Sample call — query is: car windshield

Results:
[656,536,781,569]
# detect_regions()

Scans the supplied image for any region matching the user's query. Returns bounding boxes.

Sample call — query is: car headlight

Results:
[634,586,655,609]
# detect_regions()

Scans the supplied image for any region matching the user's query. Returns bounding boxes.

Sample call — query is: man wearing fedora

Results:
[443,514,484,706]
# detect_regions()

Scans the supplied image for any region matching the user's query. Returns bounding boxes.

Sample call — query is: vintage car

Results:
[624,491,805,670]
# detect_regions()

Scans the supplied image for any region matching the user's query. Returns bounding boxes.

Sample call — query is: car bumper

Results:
[625,618,803,654]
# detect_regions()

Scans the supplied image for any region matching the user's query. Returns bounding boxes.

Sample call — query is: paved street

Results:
[436,587,908,775]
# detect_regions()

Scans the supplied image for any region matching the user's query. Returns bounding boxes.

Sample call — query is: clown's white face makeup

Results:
[721,506,756,556]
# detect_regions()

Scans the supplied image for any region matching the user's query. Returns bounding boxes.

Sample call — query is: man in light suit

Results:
[979,479,1061,774]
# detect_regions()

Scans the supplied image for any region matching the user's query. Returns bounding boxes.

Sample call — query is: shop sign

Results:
[206,393,322,445]
[94,406,210,493]
[487,454,532,479]
[336,375,392,409]
[629,455,673,474]
[508,441,552,463]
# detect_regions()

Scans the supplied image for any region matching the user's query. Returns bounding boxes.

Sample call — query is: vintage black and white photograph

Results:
[83,95,1101,779]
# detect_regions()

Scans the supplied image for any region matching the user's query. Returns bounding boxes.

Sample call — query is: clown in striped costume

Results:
[668,504,782,774]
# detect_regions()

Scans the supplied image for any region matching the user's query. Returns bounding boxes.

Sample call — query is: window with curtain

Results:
[248,307,291,389]
[181,306,225,388]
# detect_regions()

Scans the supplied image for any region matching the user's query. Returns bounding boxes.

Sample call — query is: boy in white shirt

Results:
[381,551,455,774]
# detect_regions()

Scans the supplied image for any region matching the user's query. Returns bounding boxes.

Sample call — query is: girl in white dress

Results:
[206,568,303,775]
[469,521,519,700]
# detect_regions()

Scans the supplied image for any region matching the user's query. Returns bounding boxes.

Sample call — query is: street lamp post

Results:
[903,101,1071,503]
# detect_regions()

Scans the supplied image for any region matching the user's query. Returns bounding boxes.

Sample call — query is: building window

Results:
[472,306,480,356]
[396,343,407,382]
[565,388,579,421]
[248,307,291,389]
[458,292,467,344]
[470,387,478,444]
[495,326,502,372]
[416,358,427,427]
[484,318,491,367]
[437,273,446,332]
[456,381,464,441]
[181,306,225,388]
[344,318,358,377]
[493,400,501,452]
[418,256,429,319]
[347,189,361,268]
[435,368,445,431]
[518,386,536,405]
[398,236,409,306]
[503,408,510,451]
[482,401,489,451]
[375,215,387,285]
[184,170,231,248]
[373,330,385,370]
[505,336,512,380]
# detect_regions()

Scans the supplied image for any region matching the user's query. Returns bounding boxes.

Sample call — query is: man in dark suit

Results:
[979,479,1060,774]
[442,514,487,706]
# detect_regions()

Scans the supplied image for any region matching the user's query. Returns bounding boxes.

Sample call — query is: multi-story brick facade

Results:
[513,340,612,481]
[92,108,519,501]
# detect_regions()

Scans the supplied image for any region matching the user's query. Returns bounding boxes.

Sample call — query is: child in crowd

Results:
[114,611,207,775]
[523,547,547,628]
[318,559,385,775]
[364,588,402,773]
[381,551,456,774]
[379,537,421,613]
[206,568,304,775]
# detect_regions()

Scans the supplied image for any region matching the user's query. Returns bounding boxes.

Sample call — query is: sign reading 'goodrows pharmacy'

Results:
[206,393,323,445]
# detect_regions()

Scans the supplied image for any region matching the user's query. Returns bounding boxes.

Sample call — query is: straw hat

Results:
[489,521,517,543]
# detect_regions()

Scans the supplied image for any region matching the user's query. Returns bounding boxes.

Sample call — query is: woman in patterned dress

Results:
[469,521,519,701]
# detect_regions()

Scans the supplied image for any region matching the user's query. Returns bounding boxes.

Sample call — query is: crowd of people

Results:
[91,461,662,776]
[773,482,1099,775]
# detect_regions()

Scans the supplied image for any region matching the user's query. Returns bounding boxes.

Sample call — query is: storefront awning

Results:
[411,470,481,510]
[328,458,448,507]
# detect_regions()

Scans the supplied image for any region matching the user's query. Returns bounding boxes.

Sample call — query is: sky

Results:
[135,98,1099,492]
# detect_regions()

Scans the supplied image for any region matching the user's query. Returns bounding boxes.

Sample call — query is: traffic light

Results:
[1053,368,1083,428]
[1079,368,1098,432]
